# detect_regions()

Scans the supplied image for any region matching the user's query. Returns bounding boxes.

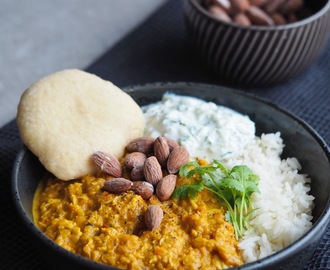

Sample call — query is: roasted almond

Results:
[246,6,274,26]
[249,0,269,7]
[209,5,232,22]
[131,165,145,181]
[167,146,190,174]
[231,0,250,14]
[145,205,163,231]
[131,181,154,200]
[154,136,170,167]
[126,137,155,154]
[124,152,146,170]
[271,13,286,25]
[143,156,163,186]
[102,178,133,194]
[165,137,180,151]
[213,0,231,13]
[279,0,304,15]
[264,0,286,14]
[92,151,122,177]
[234,13,251,26]
[156,174,177,202]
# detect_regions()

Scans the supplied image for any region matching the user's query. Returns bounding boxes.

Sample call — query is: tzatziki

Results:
[142,93,255,161]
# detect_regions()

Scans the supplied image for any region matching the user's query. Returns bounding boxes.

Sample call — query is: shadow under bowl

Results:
[12,83,330,269]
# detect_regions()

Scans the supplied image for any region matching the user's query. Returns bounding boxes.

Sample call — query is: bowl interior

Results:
[12,83,330,269]
[306,0,329,12]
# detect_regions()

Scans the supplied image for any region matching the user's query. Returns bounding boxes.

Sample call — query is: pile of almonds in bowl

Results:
[204,0,313,26]
[92,136,190,202]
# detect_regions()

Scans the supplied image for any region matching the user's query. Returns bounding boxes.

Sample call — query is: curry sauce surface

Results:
[34,172,243,270]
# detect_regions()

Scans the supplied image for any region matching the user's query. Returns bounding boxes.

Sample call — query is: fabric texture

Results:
[1,0,329,269]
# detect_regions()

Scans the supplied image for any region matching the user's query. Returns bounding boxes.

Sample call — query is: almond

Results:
[231,0,250,14]
[145,205,163,231]
[167,146,190,174]
[165,137,180,151]
[131,165,145,181]
[234,13,251,26]
[102,178,133,194]
[264,0,285,14]
[143,156,163,186]
[246,6,274,26]
[92,151,122,177]
[154,136,170,167]
[124,152,146,170]
[249,0,269,7]
[131,181,154,200]
[271,13,286,25]
[209,5,232,22]
[126,137,155,154]
[213,0,231,13]
[279,0,304,15]
[156,174,177,202]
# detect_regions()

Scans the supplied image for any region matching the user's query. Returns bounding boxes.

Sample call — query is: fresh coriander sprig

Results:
[172,160,260,239]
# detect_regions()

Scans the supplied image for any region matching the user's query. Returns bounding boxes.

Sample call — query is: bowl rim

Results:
[11,82,330,269]
[186,0,330,31]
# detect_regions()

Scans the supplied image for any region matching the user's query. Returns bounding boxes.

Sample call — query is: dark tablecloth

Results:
[1,0,329,269]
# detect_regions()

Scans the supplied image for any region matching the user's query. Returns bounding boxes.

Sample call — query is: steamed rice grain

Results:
[223,132,314,262]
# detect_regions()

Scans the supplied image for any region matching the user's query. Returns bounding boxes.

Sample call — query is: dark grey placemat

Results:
[1,0,329,269]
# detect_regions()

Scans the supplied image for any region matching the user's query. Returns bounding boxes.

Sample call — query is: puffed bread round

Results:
[17,69,145,180]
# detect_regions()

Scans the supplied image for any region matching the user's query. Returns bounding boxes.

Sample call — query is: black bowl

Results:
[184,0,330,86]
[12,82,330,270]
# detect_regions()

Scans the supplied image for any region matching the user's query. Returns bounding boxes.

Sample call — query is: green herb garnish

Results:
[172,160,260,239]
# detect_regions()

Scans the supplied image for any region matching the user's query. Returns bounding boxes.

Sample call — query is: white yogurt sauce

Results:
[142,93,256,161]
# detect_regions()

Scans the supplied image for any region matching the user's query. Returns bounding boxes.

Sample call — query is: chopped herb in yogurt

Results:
[142,93,255,161]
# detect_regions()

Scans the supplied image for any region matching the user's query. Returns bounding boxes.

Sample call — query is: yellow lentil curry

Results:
[33,164,243,270]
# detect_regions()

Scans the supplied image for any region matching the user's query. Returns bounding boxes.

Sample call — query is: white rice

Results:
[222,132,314,262]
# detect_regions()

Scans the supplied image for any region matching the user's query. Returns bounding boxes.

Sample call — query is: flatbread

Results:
[17,69,145,180]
